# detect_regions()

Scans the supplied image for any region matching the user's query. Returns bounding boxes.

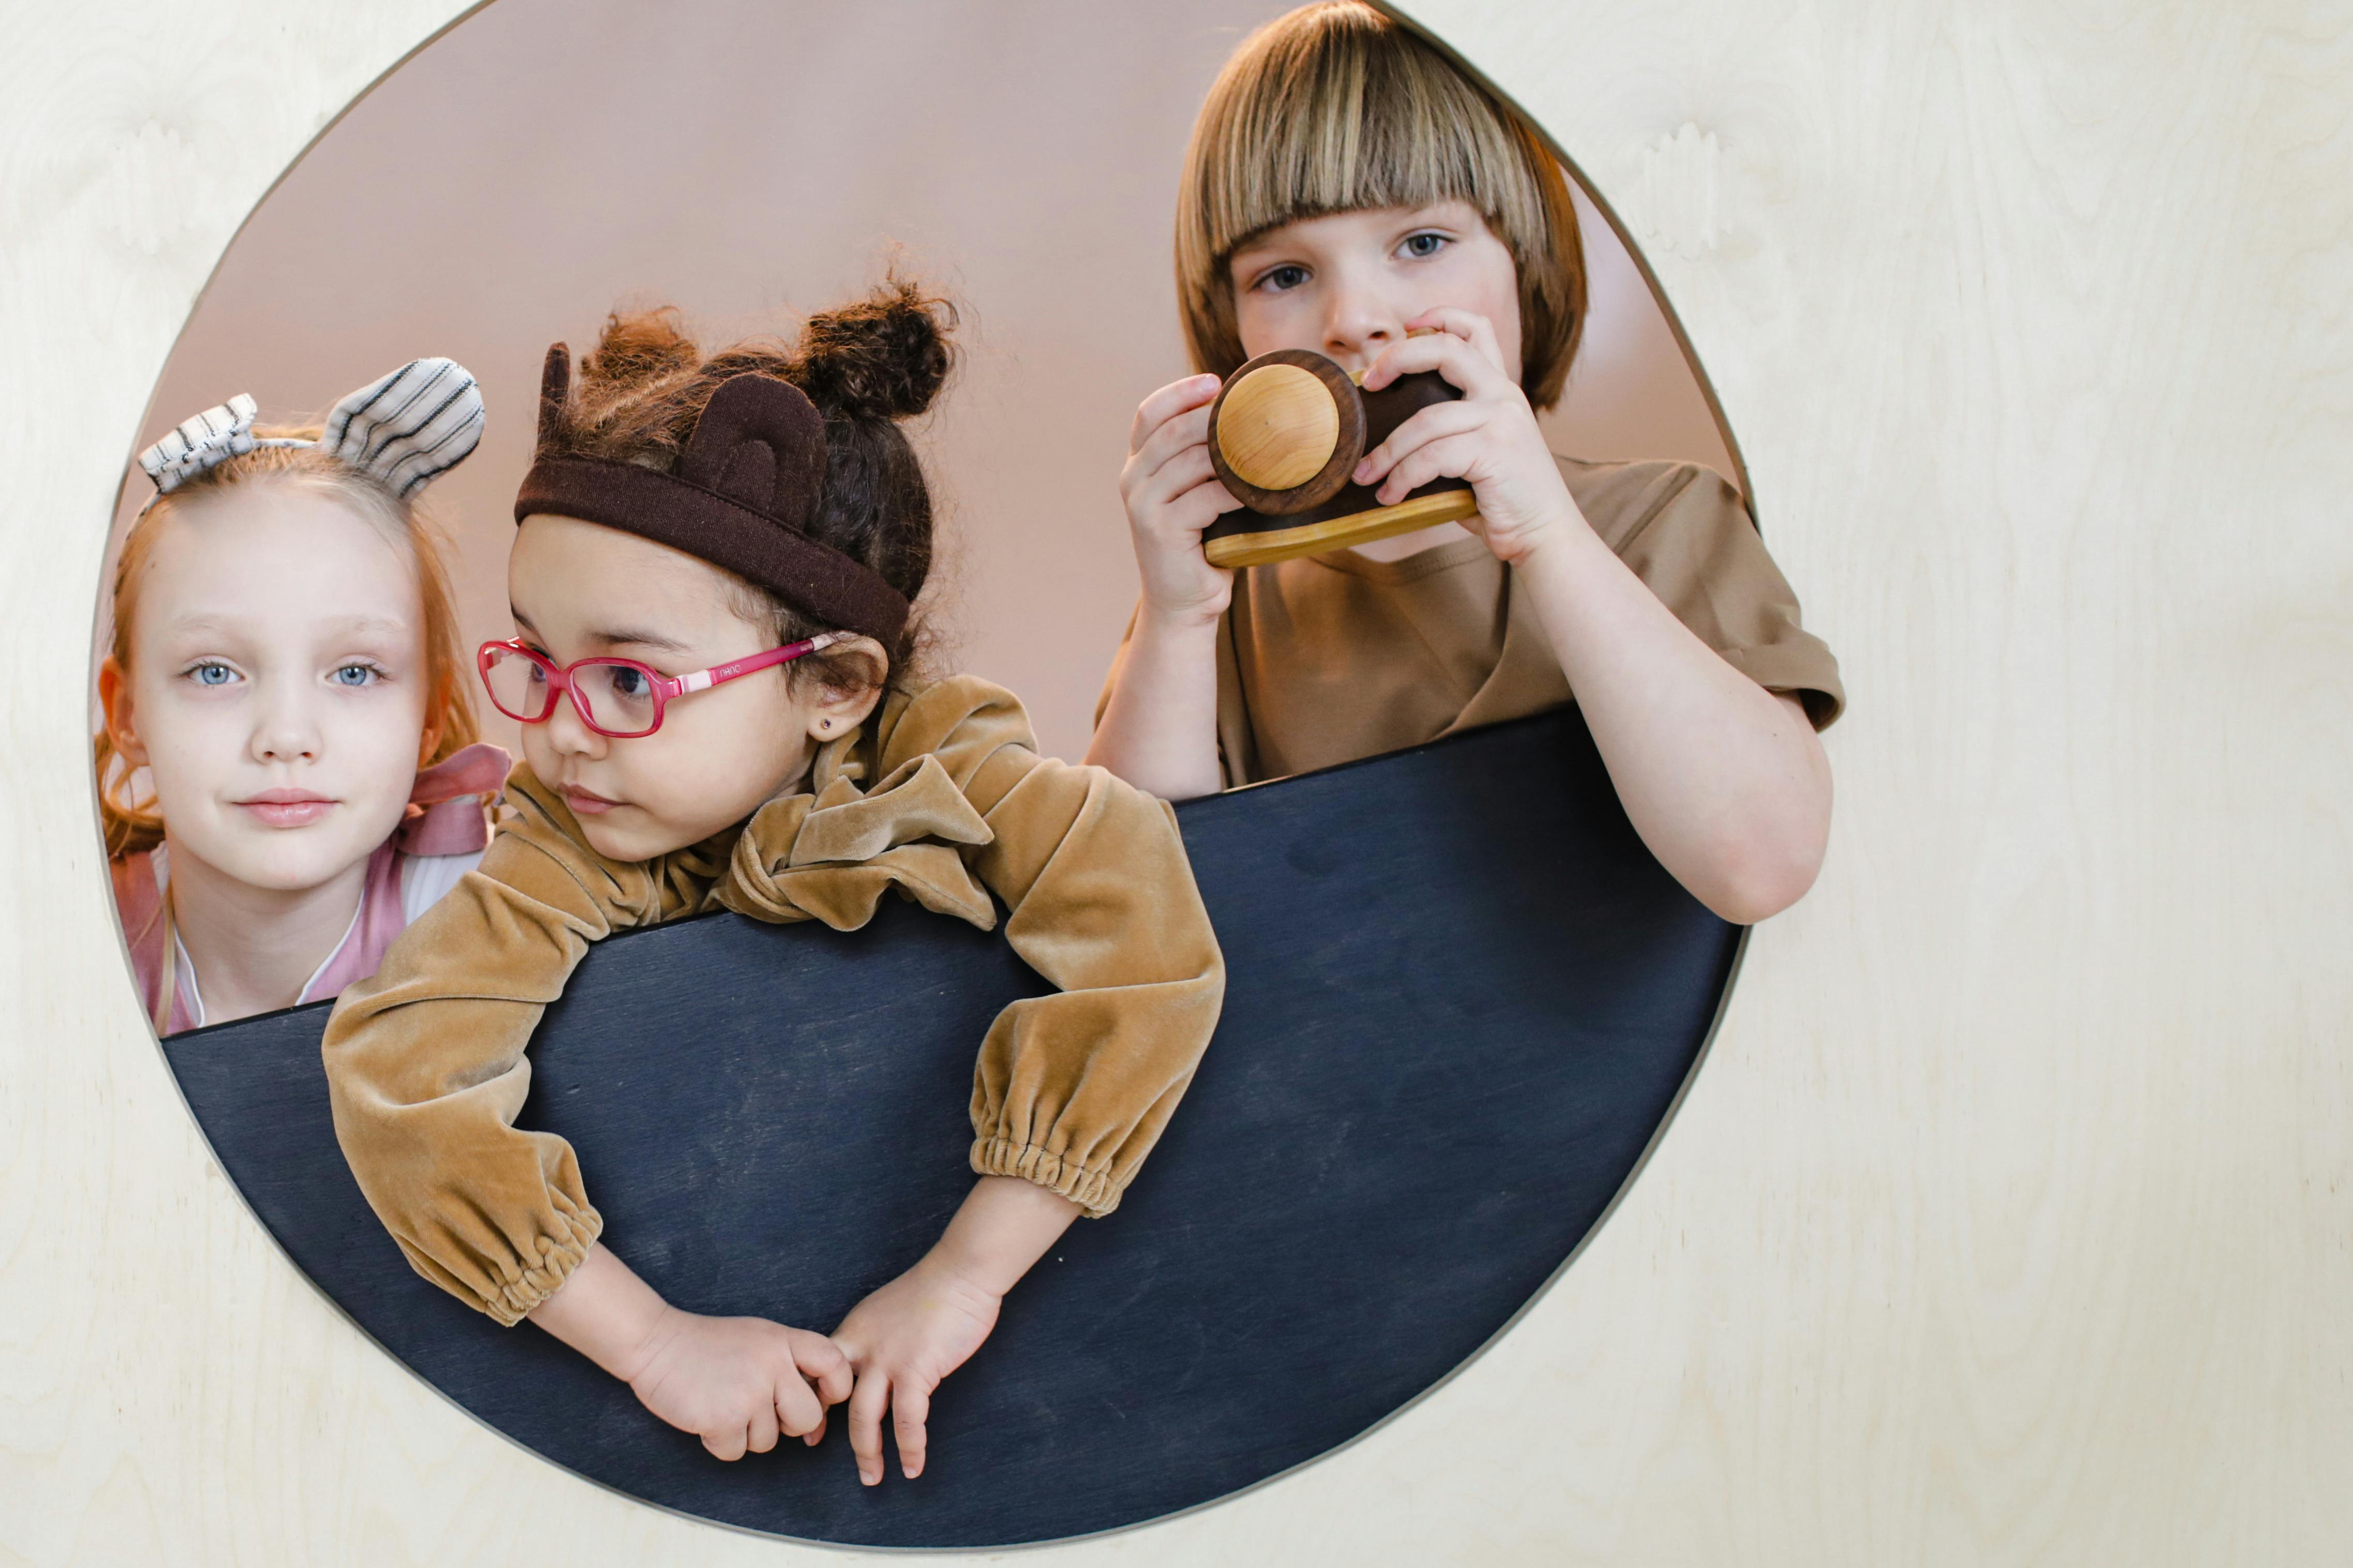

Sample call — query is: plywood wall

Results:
[3,0,2347,1562]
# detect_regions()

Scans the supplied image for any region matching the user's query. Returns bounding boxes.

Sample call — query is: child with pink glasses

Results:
[323,284,1224,1485]
[97,361,506,1034]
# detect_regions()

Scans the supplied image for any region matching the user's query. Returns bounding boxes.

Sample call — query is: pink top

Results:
[112,743,509,1036]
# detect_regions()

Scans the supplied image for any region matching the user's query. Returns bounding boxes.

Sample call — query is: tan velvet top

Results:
[322,674,1225,1326]
[1105,456,1844,790]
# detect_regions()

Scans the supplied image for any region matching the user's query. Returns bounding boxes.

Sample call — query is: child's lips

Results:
[562,785,623,816]
[235,790,336,828]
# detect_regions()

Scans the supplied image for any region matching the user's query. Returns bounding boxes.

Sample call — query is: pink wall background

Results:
[109,0,1733,763]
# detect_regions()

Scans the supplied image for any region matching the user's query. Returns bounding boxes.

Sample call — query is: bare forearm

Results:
[929,1175,1081,1297]
[525,1241,672,1380]
[1085,610,1225,801]
[1514,522,1832,923]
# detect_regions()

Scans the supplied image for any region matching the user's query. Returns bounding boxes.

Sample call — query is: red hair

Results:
[95,434,479,860]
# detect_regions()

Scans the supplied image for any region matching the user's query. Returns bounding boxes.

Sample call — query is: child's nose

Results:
[542,689,606,757]
[1321,287,1403,369]
[252,686,323,765]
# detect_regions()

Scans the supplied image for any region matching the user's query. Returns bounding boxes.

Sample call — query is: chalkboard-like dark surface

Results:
[161,708,1738,1548]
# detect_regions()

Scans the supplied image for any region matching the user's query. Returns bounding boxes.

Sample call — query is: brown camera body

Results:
[1201,348,1477,570]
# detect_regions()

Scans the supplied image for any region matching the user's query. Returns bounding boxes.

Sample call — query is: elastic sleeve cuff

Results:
[971,1136,1124,1218]
[410,1206,604,1328]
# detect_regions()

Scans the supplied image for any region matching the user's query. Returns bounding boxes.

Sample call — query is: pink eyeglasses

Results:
[478,633,839,739]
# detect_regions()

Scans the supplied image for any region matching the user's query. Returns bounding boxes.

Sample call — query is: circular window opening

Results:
[97,0,1788,1547]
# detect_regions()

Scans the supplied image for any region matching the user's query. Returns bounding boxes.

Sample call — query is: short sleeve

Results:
[1574,459,1845,728]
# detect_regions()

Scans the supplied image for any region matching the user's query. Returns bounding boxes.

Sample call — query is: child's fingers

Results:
[1404,306,1509,370]
[1375,432,1484,506]
[702,1421,751,1463]
[1146,447,1243,524]
[773,1367,824,1437]
[746,1400,781,1456]
[795,1333,854,1407]
[1351,401,1486,488]
[1127,401,1219,491]
[848,1370,893,1486]
[1129,375,1224,454]
[893,1381,932,1480]
[1362,328,1505,397]
[1132,441,1217,514]
[1178,471,1247,519]
[803,1409,827,1447]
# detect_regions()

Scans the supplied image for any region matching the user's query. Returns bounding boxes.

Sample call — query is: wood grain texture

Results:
[1202,489,1484,568]
[1217,363,1344,491]
[4,2,2349,1565]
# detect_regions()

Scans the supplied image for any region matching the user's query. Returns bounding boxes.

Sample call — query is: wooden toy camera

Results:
[1201,347,1478,569]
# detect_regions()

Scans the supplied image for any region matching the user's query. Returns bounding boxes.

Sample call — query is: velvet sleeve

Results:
[320,767,721,1324]
[719,675,1226,1217]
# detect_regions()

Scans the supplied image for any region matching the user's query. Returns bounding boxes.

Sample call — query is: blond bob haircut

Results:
[1175,2,1587,410]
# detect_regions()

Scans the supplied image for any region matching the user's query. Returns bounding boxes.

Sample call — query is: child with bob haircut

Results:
[98,361,507,1033]
[322,282,1224,1485]
[1092,2,1844,924]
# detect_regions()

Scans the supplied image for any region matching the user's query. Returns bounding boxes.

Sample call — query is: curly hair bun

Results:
[581,307,702,392]
[794,280,956,422]
[532,277,958,683]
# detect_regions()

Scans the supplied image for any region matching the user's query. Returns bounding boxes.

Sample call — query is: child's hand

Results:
[1119,374,1243,627]
[829,1255,1005,1485]
[627,1307,853,1462]
[1355,308,1580,564]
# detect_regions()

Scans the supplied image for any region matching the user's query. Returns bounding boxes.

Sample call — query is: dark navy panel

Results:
[161,708,1738,1547]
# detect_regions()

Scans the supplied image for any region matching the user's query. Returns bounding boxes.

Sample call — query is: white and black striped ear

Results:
[317,358,486,498]
[139,393,262,494]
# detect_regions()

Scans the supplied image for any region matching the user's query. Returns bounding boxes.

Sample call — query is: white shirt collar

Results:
[152,845,365,1027]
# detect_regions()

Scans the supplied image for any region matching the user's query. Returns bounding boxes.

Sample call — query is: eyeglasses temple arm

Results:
[679,632,840,694]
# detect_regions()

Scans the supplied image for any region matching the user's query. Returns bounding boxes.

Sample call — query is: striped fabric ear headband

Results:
[136,358,485,500]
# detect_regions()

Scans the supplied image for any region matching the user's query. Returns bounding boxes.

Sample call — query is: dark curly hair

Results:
[539,277,957,692]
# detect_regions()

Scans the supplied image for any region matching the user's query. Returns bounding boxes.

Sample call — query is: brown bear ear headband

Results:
[136,358,485,500]
[512,345,911,649]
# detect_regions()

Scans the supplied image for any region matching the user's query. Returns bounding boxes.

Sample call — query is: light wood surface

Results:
[1206,346,1368,513]
[1203,489,1483,568]
[5,2,2351,1565]
[1217,363,1342,491]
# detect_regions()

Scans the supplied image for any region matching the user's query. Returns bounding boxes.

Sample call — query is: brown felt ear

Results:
[675,372,826,534]
[536,344,571,453]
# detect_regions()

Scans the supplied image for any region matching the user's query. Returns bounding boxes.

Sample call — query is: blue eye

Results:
[1258,263,1309,293]
[1401,231,1448,259]
[330,663,379,688]
[188,661,236,688]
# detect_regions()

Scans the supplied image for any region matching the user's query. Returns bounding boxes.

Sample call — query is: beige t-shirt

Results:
[1104,455,1844,790]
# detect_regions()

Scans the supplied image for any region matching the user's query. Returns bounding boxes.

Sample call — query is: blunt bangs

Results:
[1176,3,1586,408]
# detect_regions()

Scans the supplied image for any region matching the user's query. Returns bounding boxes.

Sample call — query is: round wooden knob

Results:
[1216,364,1341,491]
[1206,349,1366,515]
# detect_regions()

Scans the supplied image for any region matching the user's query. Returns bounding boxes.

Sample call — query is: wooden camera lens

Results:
[1202,347,1479,569]
[1206,350,1366,515]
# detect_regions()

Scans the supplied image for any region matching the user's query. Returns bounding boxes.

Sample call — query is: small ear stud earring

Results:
[819,719,833,732]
